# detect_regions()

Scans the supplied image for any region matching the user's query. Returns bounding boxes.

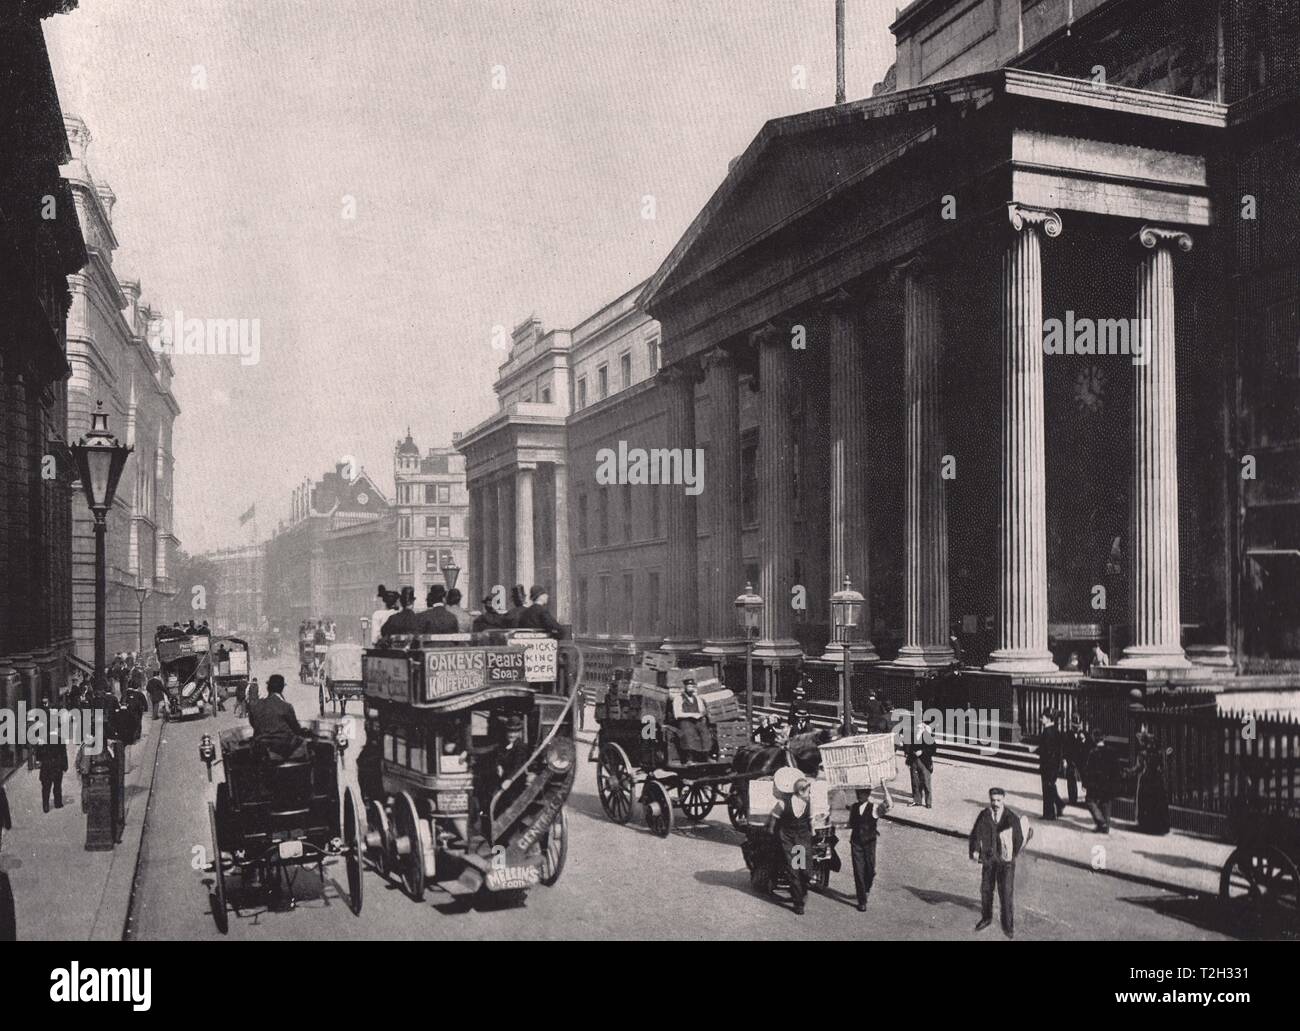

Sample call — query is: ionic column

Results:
[701,347,744,655]
[553,462,570,623]
[753,326,802,661]
[515,464,536,591]
[468,484,483,602]
[986,204,1060,674]
[660,360,701,653]
[820,291,878,661]
[481,482,499,593]
[496,476,513,591]
[1120,226,1193,668]
[896,260,953,668]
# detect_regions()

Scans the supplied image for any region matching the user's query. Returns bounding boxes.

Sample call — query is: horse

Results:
[731,728,835,780]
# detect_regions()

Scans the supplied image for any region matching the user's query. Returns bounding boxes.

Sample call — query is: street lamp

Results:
[830,575,865,736]
[70,402,131,691]
[133,579,151,657]
[734,582,763,735]
[442,561,460,592]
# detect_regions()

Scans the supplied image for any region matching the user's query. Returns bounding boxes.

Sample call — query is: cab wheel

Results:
[642,779,673,838]
[365,799,391,879]
[207,801,228,935]
[539,808,568,887]
[342,788,363,916]
[391,791,427,902]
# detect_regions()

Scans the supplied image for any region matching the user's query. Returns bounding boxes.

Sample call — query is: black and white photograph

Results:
[0,0,1296,986]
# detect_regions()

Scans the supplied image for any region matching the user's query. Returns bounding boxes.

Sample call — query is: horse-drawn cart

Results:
[1219,801,1300,930]
[320,642,365,717]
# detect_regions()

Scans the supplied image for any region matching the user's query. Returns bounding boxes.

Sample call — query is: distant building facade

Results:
[204,542,265,632]
[62,114,181,662]
[393,432,470,603]
[263,463,390,632]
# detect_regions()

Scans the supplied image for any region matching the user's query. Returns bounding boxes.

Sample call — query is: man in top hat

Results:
[519,585,564,639]
[1037,711,1067,819]
[417,584,459,635]
[1062,712,1091,807]
[480,713,531,832]
[787,682,808,728]
[472,591,509,632]
[380,586,422,636]
[248,674,312,761]
[671,678,712,763]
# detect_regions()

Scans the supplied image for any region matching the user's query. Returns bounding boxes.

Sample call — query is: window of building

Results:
[576,377,587,410]
[647,571,660,634]
[623,572,634,634]
[540,387,551,403]
[399,551,413,574]
[437,484,450,504]
[597,363,609,400]
[620,351,632,390]
[598,490,609,547]
[425,484,436,504]
[647,336,660,373]
[741,443,758,526]
[425,551,440,572]
[438,515,451,538]
[399,516,412,539]
[424,515,437,536]
[577,577,588,634]
[622,483,633,541]
[600,575,611,634]
[440,549,454,569]
[578,494,589,549]
[650,487,660,539]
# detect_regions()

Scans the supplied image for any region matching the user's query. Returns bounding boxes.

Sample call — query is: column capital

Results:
[1133,225,1193,253]
[810,287,858,314]
[1007,203,1063,238]
[699,346,736,374]
[656,356,702,387]
[748,322,785,349]
[889,253,931,284]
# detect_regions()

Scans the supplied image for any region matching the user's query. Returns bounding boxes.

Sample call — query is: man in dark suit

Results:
[1037,712,1066,818]
[1083,728,1121,833]
[249,674,312,760]
[472,593,509,632]
[36,738,68,812]
[904,717,936,808]
[418,584,460,634]
[519,586,564,639]
[379,586,422,636]
[969,787,1027,938]
[1062,712,1091,806]
[848,783,892,911]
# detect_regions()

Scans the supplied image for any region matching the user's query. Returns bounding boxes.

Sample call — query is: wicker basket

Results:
[821,733,897,786]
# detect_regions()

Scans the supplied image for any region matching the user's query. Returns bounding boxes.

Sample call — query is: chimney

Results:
[835,0,846,106]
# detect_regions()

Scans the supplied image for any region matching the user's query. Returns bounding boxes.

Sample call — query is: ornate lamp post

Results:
[734,582,763,734]
[442,561,461,592]
[830,575,865,736]
[70,402,131,689]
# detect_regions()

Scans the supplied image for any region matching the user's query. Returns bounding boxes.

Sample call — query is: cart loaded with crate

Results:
[591,658,761,837]
[739,732,899,895]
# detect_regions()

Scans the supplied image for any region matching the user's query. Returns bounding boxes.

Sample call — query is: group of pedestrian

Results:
[371,582,565,641]
[1037,709,1127,834]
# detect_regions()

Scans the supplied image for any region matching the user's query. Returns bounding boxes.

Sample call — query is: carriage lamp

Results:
[734,583,764,737]
[830,575,865,736]
[442,561,460,591]
[199,733,216,780]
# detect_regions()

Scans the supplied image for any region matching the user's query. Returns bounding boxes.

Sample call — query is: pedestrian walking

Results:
[905,717,935,807]
[1083,729,1120,833]
[1062,712,1090,806]
[969,787,1027,938]
[767,768,813,915]
[848,782,892,910]
[1037,711,1066,819]
[35,739,68,812]
[146,673,165,719]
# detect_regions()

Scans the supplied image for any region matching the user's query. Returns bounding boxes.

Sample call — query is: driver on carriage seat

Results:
[249,674,312,761]
[671,679,711,763]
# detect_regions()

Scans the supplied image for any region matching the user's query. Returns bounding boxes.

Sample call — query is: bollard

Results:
[84,743,120,851]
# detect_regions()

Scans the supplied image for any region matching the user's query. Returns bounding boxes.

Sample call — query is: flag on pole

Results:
[238,504,256,526]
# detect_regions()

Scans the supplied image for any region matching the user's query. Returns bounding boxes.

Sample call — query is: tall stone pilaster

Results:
[515,464,536,591]
[701,347,744,655]
[552,462,570,623]
[753,326,802,661]
[820,291,878,661]
[496,476,513,592]
[1120,226,1193,668]
[660,360,701,653]
[986,204,1060,674]
[897,261,954,668]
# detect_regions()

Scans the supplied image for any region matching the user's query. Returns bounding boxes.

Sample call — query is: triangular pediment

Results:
[641,74,999,310]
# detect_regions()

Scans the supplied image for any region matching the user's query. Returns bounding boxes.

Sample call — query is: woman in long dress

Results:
[1133,729,1171,835]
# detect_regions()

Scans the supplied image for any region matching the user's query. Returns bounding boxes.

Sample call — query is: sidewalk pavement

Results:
[577,705,1231,897]
[884,755,1233,896]
[0,712,164,941]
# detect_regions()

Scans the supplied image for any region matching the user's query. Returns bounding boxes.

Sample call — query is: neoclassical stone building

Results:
[62,115,181,661]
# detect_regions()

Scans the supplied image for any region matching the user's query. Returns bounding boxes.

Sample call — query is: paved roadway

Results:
[128,654,1237,941]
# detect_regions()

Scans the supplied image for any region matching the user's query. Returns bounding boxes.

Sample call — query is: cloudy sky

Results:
[45,0,896,553]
